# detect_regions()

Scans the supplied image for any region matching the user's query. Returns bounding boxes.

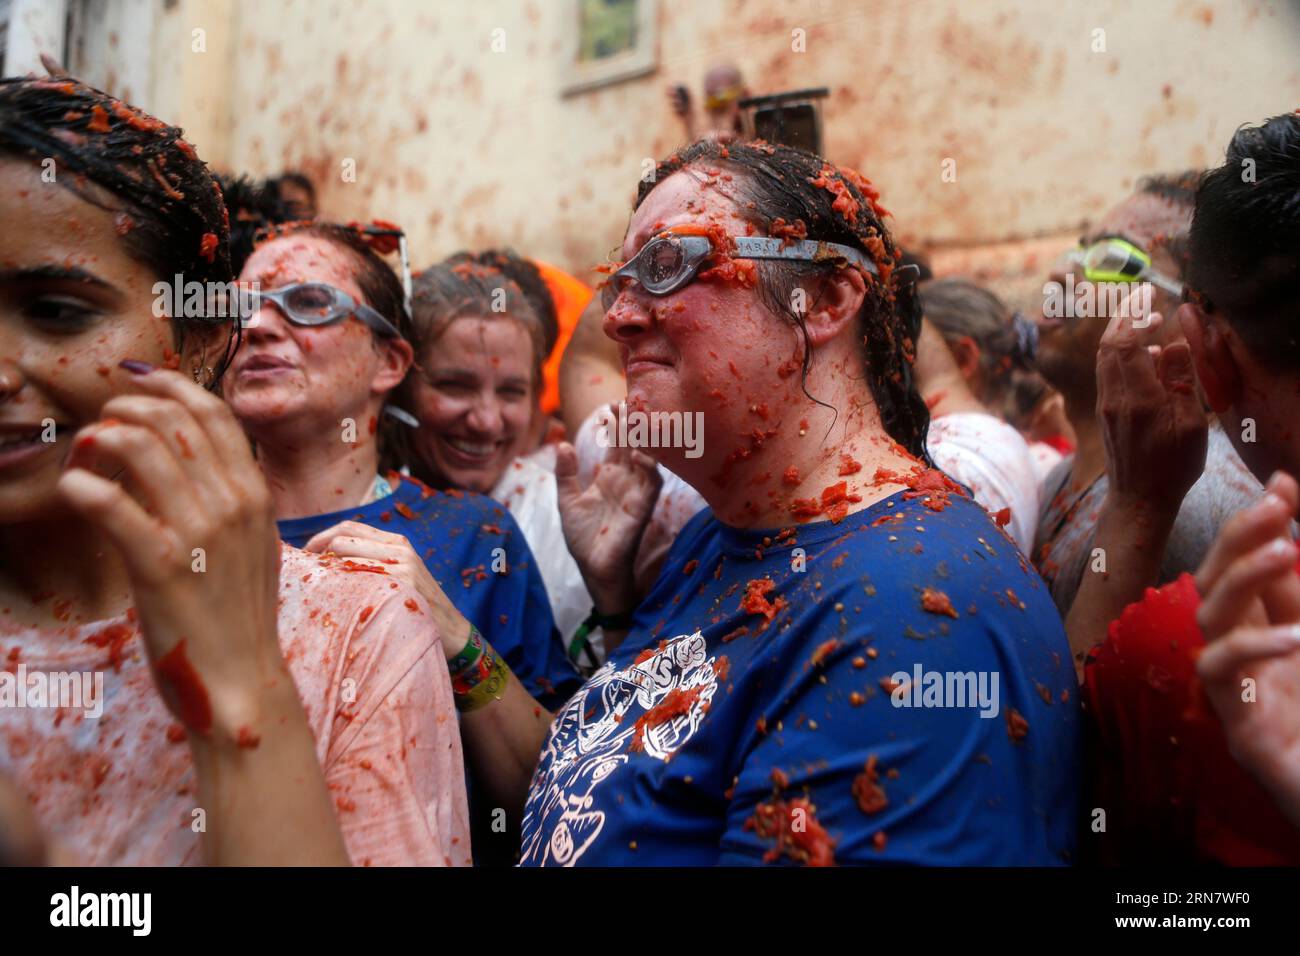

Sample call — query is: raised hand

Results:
[57,364,283,739]
[555,404,662,615]
[1195,471,1300,829]
[1096,290,1208,515]
[667,84,691,118]
[303,520,471,657]
[55,361,347,864]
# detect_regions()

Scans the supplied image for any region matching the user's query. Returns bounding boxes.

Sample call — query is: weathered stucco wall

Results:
[70,0,1300,306]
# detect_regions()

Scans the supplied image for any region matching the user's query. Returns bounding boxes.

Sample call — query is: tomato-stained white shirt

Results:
[0,545,470,866]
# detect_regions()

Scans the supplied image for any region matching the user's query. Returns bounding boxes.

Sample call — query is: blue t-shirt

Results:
[278,477,581,709]
[519,491,1080,865]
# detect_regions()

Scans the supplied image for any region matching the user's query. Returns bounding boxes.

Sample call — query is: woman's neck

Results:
[0,515,134,629]
[683,393,921,529]
[921,366,989,420]
[254,425,382,521]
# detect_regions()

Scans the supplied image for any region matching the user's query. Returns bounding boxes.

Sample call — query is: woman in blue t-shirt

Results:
[331,141,1082,865]
[222,223,579,709]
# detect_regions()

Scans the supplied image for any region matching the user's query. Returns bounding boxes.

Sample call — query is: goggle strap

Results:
[398,234,412,321]
[730,236,880,276]
[384,404,420,428]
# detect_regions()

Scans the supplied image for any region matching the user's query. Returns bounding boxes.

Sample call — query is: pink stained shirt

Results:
[0,545,471,866]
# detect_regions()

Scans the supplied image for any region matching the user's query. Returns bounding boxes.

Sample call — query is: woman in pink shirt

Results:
[0,76,469,865]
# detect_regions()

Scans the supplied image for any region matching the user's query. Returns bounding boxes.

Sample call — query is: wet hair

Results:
[636,139,932,463]
[276,170,316,200]
[0,75,237,381]
[898,247,934,282]
[919,278,1030,407]
[1136,170,1200,274]
[251,221,409,339]
[1187,113,1300,368]
[1138,170,1201,207]
[381,259,545,480]
[448,249,559,357]
[406,257,545,375]
[214,172,291,275]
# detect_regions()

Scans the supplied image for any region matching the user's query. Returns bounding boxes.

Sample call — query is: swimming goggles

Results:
[246,281,402,337]
[1058,237,1184,297]
[601,232,881,311]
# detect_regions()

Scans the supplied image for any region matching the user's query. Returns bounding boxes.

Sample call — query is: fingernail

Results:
[119,360,155,375]
[1268,538,1295,559]
[1279,625,1300,648]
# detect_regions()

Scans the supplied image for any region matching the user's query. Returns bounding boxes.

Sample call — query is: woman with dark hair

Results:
[0,77,469,865]
[373,140,1080,865]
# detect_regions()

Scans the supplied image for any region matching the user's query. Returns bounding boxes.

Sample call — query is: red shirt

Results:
[1084,572,1300,864]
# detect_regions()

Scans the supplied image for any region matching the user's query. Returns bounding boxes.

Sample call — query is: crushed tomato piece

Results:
[920,587,958,618]
[629,685,704,752]
[740,577,787,625]
[1006,707,1029,741]
[852,755,889,814]
[809,638,839,668]
[744,795,837,867]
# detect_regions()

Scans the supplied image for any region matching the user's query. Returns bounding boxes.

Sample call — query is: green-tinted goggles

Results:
[1058,238,1183,297]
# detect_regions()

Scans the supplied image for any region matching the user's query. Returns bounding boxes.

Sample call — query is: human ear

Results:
[950,335,982,380]
[801,267,868,346]
[1178,301,1239,414]
[372,335,414,395]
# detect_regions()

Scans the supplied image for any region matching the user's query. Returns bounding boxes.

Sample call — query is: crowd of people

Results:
[0,68,1297,867]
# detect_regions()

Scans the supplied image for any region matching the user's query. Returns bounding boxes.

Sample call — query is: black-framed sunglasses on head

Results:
[601,232,883,311]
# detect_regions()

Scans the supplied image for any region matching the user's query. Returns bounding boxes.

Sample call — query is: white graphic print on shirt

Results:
[520,631,719,865]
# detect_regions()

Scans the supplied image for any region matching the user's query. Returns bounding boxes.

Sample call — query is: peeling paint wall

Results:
[84,0,1300,303]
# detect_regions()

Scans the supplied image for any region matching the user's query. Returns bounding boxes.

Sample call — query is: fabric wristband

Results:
[446,624,485,678]
[454,647,510,712]
[569,606,635,664]
[582,606,635,632]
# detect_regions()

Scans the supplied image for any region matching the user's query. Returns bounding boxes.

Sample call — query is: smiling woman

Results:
[402,139,1083,866]
[379,257,596,652]
[241,233,583,861]
[234,228,581,708]
[0,76,469,866]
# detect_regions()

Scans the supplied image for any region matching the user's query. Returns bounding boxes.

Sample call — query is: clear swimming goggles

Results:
[1058,237,1184,297]
[601,231,881,311]
[246,282,402,337]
